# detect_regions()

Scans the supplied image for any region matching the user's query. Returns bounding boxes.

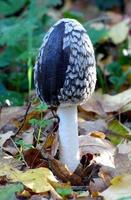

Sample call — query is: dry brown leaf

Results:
[99,166,116,187]
[89,177,108,194]
[79,135,115,168]
[2,139,18,155]
[113,141,131,176]
[78,119,107,135]
[0,107,26,129]
[50,158,82,186]
[0,151,23,170]
[22,128,34,146]
[44,133,56,150]
[43,132,59,157]
[12,110,41,133]
[81,89,131,116]
[0,131,15,147]
[80,94,107,117]
[117,140,131,154]
[23,148,48,168]
[114,151,131,175]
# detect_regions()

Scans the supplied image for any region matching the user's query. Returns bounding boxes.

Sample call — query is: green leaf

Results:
[107,119,131,145]
[0,0,26,15]
[29,118,51,128]
[29,118,39,126]
[38,119,51,128]
[16,139,33,149]
[35,102,48,112]
[56,187,73,197]
[0,183,24,200]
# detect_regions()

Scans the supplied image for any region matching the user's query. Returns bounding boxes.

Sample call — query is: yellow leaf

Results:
[101,174,131,200]
[0,164,57,193]
[111,176,122,185]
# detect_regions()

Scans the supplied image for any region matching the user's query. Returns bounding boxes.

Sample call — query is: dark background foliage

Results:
[0,0,130,106]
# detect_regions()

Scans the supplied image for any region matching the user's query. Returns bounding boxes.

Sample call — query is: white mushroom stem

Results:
[57,104,80,172]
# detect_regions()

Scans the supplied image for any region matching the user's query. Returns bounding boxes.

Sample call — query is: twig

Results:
[10,137,29,168]
[15,102,31,136]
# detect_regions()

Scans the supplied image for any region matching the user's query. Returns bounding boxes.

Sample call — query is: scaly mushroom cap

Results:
[34,18,96,106]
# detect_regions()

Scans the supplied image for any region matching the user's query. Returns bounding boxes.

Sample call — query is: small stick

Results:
[10,137,29,168]
[15,102,31,135]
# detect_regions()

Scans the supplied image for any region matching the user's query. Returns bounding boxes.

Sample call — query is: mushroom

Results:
[34,18,96,172]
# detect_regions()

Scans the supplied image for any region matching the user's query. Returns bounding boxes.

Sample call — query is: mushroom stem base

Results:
[57,104,80,172]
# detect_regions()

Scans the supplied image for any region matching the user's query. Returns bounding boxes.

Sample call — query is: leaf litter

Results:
[0,87,131,199]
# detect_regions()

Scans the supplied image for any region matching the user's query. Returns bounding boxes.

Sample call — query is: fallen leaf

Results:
[0,107,26,129]
[114,150,131,175]
[90,131,106,139]
[22,128,34,146]
[43,132,59,157]
[56,187,73,198]
[118,140,131,154]
[79,134,115,168]
[107,120,131,145]
[89,177,108,194]
[0,164,57,193]
[50,158,82,186]
[80,94,107,117]
[0,151,23,170]
[99,165,116,186]
[101,89,131,113]
[0,131,15,147]
[44,133,56,150]
[0,183,24,200]
[81,89,131,116]
[79,119,107,135]
[23,148,48,168]
[12,110,41,133]
[101,174,131,200]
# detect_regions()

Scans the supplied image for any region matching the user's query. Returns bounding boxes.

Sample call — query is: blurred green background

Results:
[0,0,130,106]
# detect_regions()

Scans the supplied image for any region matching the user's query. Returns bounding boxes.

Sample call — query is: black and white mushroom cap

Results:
[34,18,96,106]
[34,18,96,172]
